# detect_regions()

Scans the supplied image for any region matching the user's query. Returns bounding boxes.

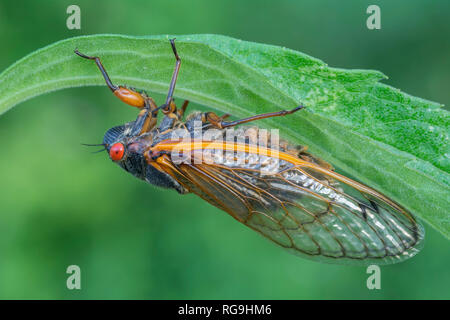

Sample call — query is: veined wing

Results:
[152,140,424,265]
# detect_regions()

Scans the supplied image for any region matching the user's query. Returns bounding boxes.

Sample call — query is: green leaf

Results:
[0,34,448,238]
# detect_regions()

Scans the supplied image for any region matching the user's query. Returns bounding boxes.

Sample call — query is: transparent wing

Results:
[155,147,424,265]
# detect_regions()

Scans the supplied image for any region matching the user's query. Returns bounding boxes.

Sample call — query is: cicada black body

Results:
[75,40,424,265]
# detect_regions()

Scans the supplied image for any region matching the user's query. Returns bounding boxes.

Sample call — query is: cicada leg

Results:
[178,100,190,119]
[152,39,192,132]
[204,105,304,129]
[134,98,159,135]
[150,39,182,117]
[74,49,147,109]
[164,38,181,108]
[141,39,186,134]
[75,49,160,136]
[156,99,191,133]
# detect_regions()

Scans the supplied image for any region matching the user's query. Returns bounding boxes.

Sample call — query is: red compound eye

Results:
[109,143,125,161]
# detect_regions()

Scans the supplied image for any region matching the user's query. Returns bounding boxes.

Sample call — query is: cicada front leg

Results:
[74,49,160,136]
[74,49,147,109]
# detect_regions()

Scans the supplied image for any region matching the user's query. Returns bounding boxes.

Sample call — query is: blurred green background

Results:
[0,0,449,299]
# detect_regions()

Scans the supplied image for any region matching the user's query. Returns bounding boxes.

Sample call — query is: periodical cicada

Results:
[75,39,424,265]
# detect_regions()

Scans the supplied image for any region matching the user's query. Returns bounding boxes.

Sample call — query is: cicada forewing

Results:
[152,140,424,265]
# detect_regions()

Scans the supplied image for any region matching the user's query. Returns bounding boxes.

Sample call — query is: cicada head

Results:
[103,122,153,179]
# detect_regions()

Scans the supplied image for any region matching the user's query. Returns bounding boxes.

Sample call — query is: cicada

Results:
[75,39,424,265]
